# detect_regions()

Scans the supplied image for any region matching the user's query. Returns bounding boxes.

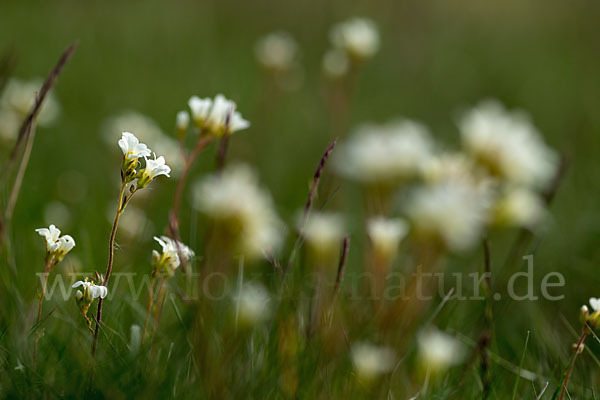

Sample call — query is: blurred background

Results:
[1,0,600,397]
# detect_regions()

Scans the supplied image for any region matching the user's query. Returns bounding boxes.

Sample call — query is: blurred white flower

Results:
[417,328,466,374]
[152,235,194,276]
[589,298,600,312]
[459,100,558,188]
[0,78,60,141]
[350,342,395,383]
[137,155,171,188]
[118,131,151,162]
[255,32,298,72]
[236,282,271,326]
[405,180,492,251]
[193,165,284,259]
[36,224,75,260]
[422,152,487,186]
[335,119,433,184]
[302,212,345,260]
[322,49,350,79]
[205,94,250,137]
[103,111,183,175]
[188,96,212,127]
[330,18,379,61]
[72,280,108,299]
[175,110,190,132]
[492,187,545,229]
[367,217,408,260]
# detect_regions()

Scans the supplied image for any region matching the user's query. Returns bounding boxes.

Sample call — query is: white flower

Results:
[255,32,298,72]
[367,217,408,260]
[118,131,151,162]
[103,112,183,175]
[322,49,350,79]
[193,165,284,259]
[417,328,466,373]
[335,119,433,183]
[236,282,271,326]
[35,224,75,258]
[153,235,194,274]
[330,18,379,61]
[176,110,190,131]
[302,212,345,260]
[492,187,545,229]
[205,94,250,137]
[459,100,558,188]
[405,181,492,252]
[188,96,212,126]
[350,342,395,383]
[0,78,60,125]
[72,280,108,299]
[589,298,600,312]
[144,155,171,179]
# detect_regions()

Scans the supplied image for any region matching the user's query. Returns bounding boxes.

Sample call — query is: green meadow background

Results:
[1,0,600,398]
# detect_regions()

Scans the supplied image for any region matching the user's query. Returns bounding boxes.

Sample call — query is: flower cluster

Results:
[580,298,600,330]
[103,111,184,175]
[152,235,194,278]
[118,131,171,187]
[0,78,60,142]
[338,100,557,252]
[193,165,284,259]
[73,277,108,332]
[36,224,75,263]
[188,94,250,137]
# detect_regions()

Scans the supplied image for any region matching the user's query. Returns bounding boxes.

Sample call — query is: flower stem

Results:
[141,275,157,345]
[91,182,127,357]
[559,330,587,400]
[33,256,54,365]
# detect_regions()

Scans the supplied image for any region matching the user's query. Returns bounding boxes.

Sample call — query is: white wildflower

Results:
[152,235,194,276]
[367,217,408,260]
[188,96,213,127]
[176,110,190,132]
[350,342,395,383]
[193,165,284,259]
[236,282,271,326]
[492,187,545,229]
[335,119,433,184]
[35,224,75,261]
[589,298,600,312]
[459,100,558,188]
[322,49,350,79]
[330,18,379,61]
[417,328,466,374]
[0,78,60,128]
[204,94,250,137]
[302,212,345,260]
[72,280,108,299]
[405,181,492,252]
[255,32,298,72]
[137,155,171,188]
[118,131,151,162]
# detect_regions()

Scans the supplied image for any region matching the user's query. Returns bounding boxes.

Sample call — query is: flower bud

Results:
[175,110,189,140]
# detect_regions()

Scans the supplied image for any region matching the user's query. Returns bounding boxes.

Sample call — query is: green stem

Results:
[558,330,587,400]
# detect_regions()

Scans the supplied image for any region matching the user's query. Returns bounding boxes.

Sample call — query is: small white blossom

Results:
[417,328,466,373]
[72,280,108,299]
[405,180,492,252]
[236,282,271,326]
[302,212,345,260]
[194,165,284,259]
[367,217,408,260]
[350,342,395,383]
[322,49,350,79]
[153,235,194,275]
[459,100,558,188]
[118,131,151,162]
[492,187,545,229]
[255,32,298,72]
[590,298,600,312]
[188,96,212,127]
[144,155,171,179]
[330,18,379,61]
[205,94,250,137]
[335,119,433,183]
[35,224,75,259]
[176,110,190,132]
